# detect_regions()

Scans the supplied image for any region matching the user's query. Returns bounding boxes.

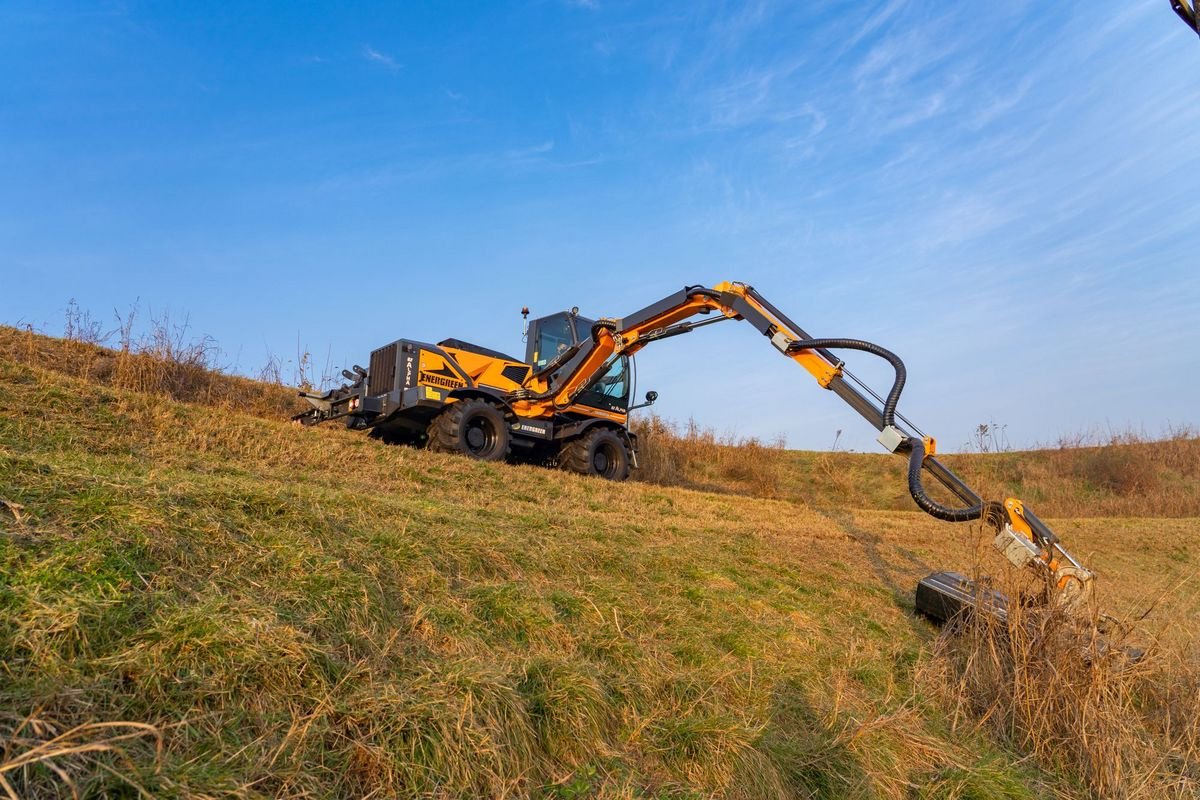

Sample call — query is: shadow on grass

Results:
[754,678,871,799]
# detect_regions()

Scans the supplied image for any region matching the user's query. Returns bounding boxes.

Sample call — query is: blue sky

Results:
[2,1,1198,451]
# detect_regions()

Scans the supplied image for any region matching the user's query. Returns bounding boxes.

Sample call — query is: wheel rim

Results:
[592,441,621,477]
[464,416,498,456]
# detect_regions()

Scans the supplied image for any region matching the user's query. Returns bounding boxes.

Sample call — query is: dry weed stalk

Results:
[0,715,162,799]
[921,574,1200,799]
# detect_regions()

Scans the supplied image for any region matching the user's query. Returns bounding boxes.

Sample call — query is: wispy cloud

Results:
[505,140,555,159]
[846,0,908,49]
[361,44,401,71]
[853,27,959,94]
[303,139,601,193]
[968,76,1033,130]
[883,90,947,131]
[691,57,808,130]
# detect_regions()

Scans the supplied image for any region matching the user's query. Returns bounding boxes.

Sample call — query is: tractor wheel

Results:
[560,428,631,481]
[428,399,512,462]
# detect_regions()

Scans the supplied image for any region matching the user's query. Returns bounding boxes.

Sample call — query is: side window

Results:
[578,357,629,410]
[534,316,574,368]
[597,358,628,399]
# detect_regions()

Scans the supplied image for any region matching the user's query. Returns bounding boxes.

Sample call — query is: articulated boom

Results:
[511,281,1093,606]
[297,280,1092,609]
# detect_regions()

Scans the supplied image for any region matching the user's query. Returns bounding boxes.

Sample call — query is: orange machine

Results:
[296,281,1094,616]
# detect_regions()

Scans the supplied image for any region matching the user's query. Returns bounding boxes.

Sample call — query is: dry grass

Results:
[921,581,1200,799]
[943,432,1200,518]
[632,413,1200,519]
[1,326,1197,797]
[1,346,1066,798]
[0,715,162,798]
[631,415,787,498]
[0,318,303,422]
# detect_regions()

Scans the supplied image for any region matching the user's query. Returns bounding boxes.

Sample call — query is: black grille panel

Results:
[500,364,531,385]
[368,342,398,396]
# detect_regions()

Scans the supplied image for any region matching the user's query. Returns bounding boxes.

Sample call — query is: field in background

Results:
[2,325,1199,797]
[631,414,1200,519]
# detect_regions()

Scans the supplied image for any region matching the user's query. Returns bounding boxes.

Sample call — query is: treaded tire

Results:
[427,398,512,462]
[560,427,631,481]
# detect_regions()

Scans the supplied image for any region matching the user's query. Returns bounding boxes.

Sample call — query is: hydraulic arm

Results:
[510,282,1093,606]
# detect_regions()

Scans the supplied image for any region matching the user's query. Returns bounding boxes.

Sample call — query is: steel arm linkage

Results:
[511,281,1093,603]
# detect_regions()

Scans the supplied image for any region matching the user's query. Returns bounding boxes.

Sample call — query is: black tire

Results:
[428,398,512,462]
[560,427,631,481]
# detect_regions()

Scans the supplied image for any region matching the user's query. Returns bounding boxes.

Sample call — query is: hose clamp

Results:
[877,425,906,453]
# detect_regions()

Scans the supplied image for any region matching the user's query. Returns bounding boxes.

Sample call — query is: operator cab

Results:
[524,309,631,415]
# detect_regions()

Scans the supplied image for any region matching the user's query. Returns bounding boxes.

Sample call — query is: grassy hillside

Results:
[2,329,1198,798]
[5,323,1198,518]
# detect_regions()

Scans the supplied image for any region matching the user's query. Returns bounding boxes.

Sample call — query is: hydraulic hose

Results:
[787,336,988,524]
[787,338,906,428]
[907,439,986,522]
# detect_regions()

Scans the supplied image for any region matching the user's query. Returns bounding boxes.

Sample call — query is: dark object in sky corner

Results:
[1171,0,1199,36]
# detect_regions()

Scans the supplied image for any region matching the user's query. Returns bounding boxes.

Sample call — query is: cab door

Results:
[526,312,578,368]
[525,311,631,414]
[574,356,630,414]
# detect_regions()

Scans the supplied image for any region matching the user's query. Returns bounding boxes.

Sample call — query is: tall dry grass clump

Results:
[921,578,1200,798]
[947,425,1200,519]
[631,413,786,497]
[0,305,302,420]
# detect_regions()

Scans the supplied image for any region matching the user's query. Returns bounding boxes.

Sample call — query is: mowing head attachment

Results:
[995,496,1094,612]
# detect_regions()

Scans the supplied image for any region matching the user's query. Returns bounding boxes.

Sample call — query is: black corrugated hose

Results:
[786,337,907,427]
[906,438,985,522]
[788,336,985,523]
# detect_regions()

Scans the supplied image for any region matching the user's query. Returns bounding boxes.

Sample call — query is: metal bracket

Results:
[994,524,1040,569]
[876,425,906,453]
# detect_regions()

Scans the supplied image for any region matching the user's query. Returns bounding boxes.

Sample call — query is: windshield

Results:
[590,358,628,400]
[576,356,629,411]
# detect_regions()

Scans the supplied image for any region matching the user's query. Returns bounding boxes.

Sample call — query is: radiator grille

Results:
[368,342,398,396]
[501,364,532,384]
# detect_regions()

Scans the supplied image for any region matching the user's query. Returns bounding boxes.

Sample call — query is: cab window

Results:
[578,357,629,410]
[533,315,575,368]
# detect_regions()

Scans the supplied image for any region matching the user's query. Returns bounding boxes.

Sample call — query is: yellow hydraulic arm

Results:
[511,282,1093,604]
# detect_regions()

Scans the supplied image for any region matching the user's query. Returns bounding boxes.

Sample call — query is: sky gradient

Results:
[2,1,1198,451]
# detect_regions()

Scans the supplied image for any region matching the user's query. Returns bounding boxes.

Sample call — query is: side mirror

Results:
[628,390,658,412]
